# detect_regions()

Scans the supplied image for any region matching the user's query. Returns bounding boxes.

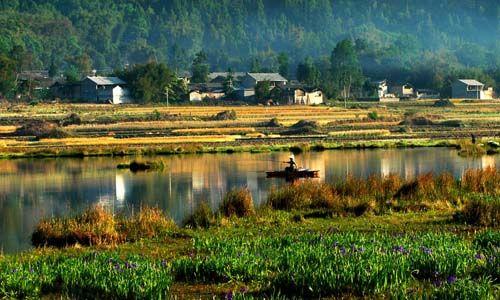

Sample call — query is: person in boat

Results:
[285,156,298,173]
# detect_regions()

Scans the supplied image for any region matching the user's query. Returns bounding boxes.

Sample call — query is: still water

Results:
[0,148,498,253]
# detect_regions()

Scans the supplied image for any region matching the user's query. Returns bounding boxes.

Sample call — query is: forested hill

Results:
[0,0,498,75]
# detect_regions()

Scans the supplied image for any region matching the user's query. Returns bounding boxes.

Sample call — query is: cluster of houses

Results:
[42,72,496,105]
[185,72,325,105]
[366,79,495,102]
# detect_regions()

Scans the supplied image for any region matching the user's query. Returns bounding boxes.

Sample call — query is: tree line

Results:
[0,0,498,101]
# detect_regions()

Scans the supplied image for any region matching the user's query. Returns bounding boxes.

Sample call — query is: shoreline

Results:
[0,137,463,159]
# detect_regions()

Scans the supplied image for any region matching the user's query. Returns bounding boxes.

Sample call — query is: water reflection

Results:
[0,148,497,253]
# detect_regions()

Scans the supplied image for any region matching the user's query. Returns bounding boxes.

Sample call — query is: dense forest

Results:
[0,0,499,99]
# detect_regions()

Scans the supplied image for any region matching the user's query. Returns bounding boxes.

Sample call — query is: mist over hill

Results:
[0,0,499,89]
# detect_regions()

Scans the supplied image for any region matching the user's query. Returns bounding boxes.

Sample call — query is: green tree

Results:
[0,55,16,97]
[330,39,364,104]
[255,81,271,103]
[277,52,289,78]
[191,51,209,83]
[223,69,235,98]
[297,57,320,87]
[116,62,180,104]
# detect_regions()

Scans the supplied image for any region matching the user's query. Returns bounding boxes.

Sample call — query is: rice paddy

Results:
[1,100,499,158]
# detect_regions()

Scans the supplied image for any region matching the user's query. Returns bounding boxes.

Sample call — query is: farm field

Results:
[0,168,498,299]
[0,100,499,158]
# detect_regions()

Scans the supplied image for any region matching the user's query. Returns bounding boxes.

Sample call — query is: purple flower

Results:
[239,286,249,293]
[340,246,346,255]
[114,263,121,271]
[433,279,442,287]
[475,253,484,260]
[447,275,457,284]
[161,259,168,267]
[393,245,407,254]
[226,291,233,300]
[420,246,432,255]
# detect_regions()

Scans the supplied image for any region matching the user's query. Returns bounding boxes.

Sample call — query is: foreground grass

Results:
[1,168,499,298]
[1,211,498,299]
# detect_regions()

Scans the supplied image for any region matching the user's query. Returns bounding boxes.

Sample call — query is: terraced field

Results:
[0,100,499,157]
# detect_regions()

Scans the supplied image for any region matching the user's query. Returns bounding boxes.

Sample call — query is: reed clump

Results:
[184,201,214,229]
[268,168,499,216]
[457,140,486,157]
[32,205,121,247]
[220,188,255,217]
[457,195,499,227]
[32,206,177,248]
[121,207,177,240]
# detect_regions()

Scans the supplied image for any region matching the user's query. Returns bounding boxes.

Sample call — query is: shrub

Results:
[367,111,378,120]
[117,161,165,172]
[184,201,214,229]
[289,143,310,154]
[220,188,255,217]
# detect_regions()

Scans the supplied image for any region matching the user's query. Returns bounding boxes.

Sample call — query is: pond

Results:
[0,148,498,253]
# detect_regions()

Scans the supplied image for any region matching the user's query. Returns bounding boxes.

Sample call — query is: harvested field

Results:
[1,101,499,157]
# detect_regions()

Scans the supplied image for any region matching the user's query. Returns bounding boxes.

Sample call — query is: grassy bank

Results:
[1,168,499,298]
[0,138,460,159]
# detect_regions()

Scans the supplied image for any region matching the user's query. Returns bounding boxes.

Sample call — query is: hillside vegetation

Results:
[0,1,498,86]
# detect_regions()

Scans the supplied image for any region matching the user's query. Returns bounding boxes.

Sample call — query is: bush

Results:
[184,201,214,229]
[220,188,255,217]
[461,167,499,194]
[367,111,378,120]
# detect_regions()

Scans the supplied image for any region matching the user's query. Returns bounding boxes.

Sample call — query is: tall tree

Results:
[0,55,16,97]
[277,52,289,78]
[330,39,364,104]
[297,57,320,87]
[116,62,181,104]
[191,51,209,83]
[254,81,271,103]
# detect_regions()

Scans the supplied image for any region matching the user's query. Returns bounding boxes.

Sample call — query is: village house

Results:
[208,72,246,84]
[389,83,414,99]
[188,83,225,101]
[50,76,132,104]
[358,79,399,102]
[286,86,324,105]
[241,73,288,89]
[415,89,440,99]
[451,79,494,99]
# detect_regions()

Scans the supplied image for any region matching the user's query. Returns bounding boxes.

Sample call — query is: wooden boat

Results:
[266,168,319,181]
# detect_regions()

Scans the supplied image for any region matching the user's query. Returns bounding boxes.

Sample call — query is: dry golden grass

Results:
[328,129,391,137]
